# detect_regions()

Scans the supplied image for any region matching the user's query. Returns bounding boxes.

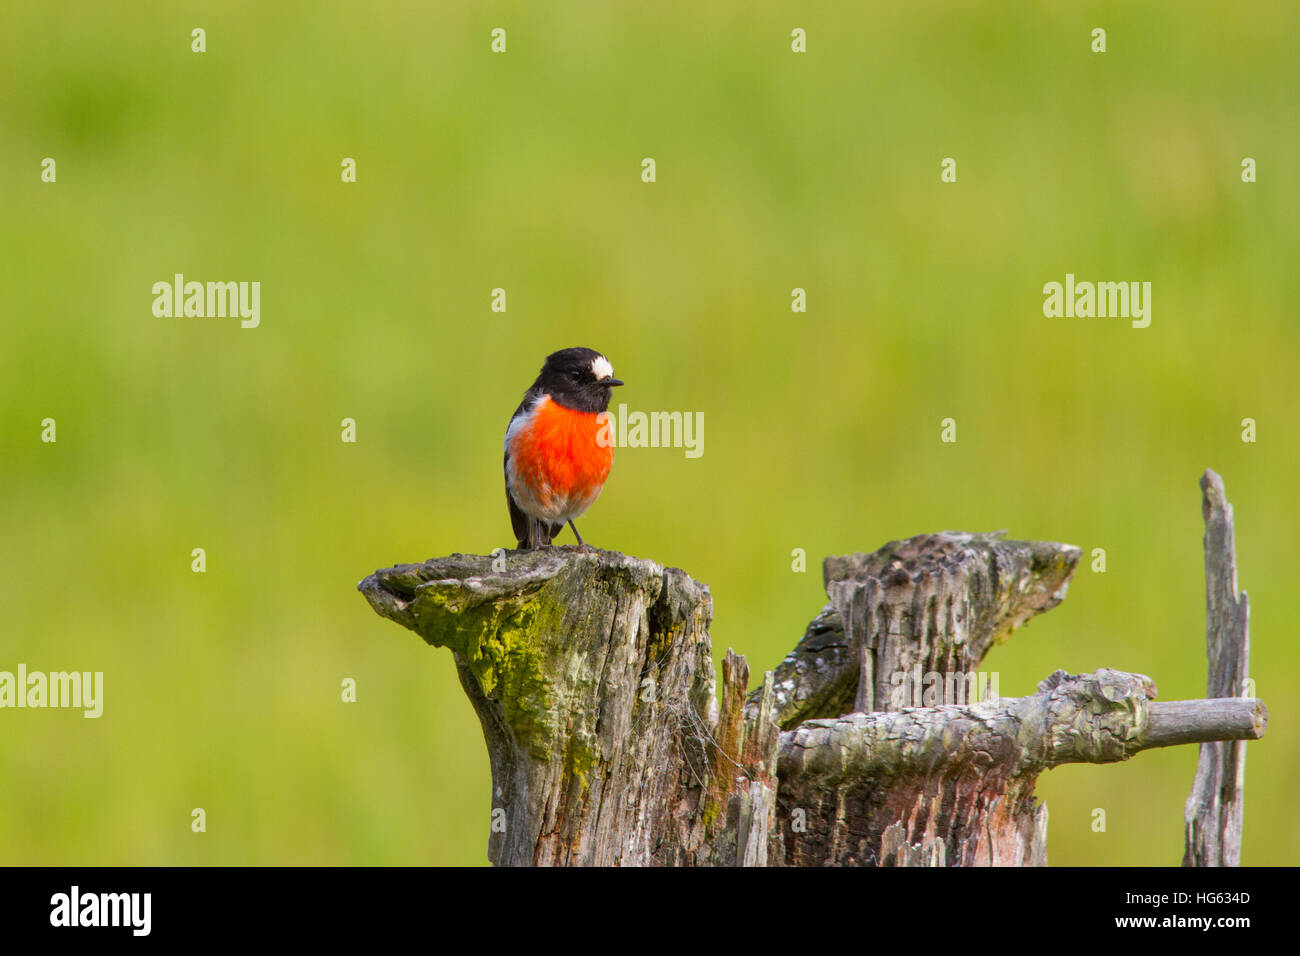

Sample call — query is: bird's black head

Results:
[535,347,624,413]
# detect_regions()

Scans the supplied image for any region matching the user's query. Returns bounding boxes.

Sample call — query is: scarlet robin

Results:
[504,347,624,550]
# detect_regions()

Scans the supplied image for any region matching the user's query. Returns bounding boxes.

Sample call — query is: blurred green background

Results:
[1,1,1297,866]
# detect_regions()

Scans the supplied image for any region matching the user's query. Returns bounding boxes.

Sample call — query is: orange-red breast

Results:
[504,347,623,550]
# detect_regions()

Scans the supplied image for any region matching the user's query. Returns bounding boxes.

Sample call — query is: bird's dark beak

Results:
[602,378,625,387]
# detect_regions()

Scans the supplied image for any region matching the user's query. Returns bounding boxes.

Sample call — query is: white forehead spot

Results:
[591,355,614,380]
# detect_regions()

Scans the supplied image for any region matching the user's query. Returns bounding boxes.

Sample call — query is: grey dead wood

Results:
[359,501,1266,866]
[1183,469,1254,867]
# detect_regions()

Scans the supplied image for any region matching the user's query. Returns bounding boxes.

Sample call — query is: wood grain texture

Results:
[776,668,1266,866]
[359,548,777,865]
[1184,469,1254,867]
[359,514,1267,866]
[752,532,1081,729]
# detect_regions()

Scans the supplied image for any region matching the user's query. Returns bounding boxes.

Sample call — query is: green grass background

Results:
[1,1,1296,865]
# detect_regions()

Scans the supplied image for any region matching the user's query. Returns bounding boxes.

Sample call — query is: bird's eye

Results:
[570,370,583,379]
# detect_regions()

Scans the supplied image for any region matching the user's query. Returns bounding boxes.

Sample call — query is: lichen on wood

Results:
[359,548,774,865]
[359,503,1267,866]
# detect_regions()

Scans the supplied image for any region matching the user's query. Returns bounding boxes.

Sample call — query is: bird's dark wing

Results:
[505,386,551,549]
[506,466,530,549]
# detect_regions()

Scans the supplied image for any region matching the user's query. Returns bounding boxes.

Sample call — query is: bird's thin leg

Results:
[530,518,551,550]
[568,520,591,552]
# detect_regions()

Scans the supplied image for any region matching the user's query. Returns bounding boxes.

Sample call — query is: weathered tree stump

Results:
[358,550,775,865]
[359,492,1267,866]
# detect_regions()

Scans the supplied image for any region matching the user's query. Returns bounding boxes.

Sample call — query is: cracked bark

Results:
[775,669,1264,866]
[358,550,772,865]
[359,485,1267,866]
